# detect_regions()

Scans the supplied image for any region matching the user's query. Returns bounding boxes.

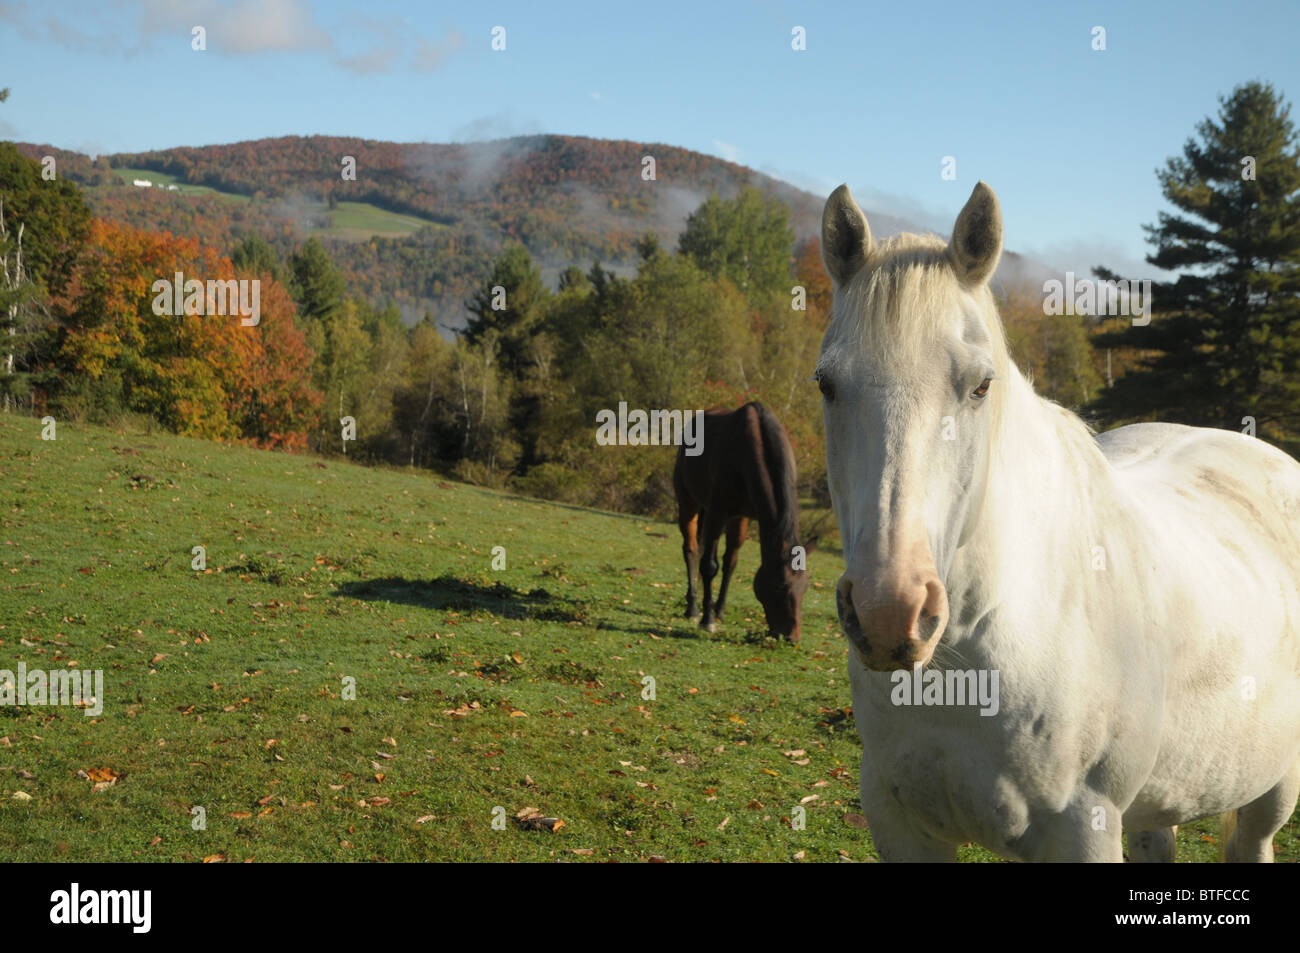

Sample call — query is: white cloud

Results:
[136,0,332,54]
[1016,237,1162,283]
[758,163,839,198]
[7,1,463,73]
[413,30,464,73]
[712,139,741,163]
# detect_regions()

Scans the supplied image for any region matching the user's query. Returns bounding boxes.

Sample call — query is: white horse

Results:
[817,181,1300,862]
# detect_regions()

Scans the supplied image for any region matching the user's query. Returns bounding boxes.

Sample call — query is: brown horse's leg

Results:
[714,517,748,621]
[674,458,701,620]
[698,510,726,633]
[679,509,700,619]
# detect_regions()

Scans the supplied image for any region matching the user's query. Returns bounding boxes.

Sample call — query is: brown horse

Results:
[673,402,809,641]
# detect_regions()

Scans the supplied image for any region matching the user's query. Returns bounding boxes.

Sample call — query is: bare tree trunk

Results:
[0,197,26,413]
[457,356,472,458]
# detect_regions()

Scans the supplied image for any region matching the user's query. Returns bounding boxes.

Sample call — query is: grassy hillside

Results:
[0,413,1292,861]
[110,167,252,202]
[106,168,437,240]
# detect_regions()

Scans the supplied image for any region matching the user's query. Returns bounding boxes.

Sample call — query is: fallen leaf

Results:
[87,766,121,791]
[844,813,869,829]
[515,807,565,832]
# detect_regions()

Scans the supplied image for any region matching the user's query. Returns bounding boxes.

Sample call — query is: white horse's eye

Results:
[816,374,835,401]
[972,378,992,399]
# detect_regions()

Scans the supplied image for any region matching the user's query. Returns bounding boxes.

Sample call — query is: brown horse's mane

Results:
[749,402,801,553]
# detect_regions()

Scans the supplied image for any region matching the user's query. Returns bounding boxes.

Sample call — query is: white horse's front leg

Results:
[1016,800,1125,862]
[859,776,958,862]
[1127,826,1177,862]
[868,816,959,862]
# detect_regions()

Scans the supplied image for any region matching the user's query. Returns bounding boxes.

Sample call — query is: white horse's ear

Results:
[821,184,873,287]
[947,181,1002,287]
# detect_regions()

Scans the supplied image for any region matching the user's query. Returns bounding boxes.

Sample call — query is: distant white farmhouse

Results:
[132,178,152,188]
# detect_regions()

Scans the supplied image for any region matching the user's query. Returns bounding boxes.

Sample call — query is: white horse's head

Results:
[817,182,1009,671]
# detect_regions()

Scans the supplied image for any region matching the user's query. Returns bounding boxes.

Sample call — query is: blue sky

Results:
[3,0,1299,277]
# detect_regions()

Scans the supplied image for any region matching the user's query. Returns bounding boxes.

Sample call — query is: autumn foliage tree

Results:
[56,220,320,447]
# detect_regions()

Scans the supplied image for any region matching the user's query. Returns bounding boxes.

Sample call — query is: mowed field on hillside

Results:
[0,413,1291,862]
[105,168,438,240]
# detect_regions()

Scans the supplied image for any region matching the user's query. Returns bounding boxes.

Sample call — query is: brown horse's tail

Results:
[1219,810,1237,861]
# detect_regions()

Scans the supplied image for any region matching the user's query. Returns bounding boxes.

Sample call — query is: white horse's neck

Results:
[946,356,1114,639]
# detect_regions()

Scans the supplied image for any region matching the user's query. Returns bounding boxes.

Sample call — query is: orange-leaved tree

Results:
[57,219,320,447]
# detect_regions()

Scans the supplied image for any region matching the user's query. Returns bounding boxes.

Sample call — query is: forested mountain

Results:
[11,81,1292,513]
[16,135,1047,327]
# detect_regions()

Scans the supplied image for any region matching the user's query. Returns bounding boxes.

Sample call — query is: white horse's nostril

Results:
[836,583,872,655]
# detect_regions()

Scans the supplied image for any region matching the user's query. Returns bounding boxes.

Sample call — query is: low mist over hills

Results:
[18,134,1050,327]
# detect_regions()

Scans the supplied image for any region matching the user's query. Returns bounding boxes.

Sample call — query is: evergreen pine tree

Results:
[1092,81,1300,443]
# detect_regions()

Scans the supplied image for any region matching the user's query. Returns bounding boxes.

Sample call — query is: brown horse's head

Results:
[754,548,810,642]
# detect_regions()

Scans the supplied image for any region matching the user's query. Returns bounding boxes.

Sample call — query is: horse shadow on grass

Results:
[333,574,588,623]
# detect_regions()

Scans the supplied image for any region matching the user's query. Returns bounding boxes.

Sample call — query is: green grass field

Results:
[106,169,438,240]
[0,413,1295,862]
[111,167,252,203]
[325,200,442,240]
